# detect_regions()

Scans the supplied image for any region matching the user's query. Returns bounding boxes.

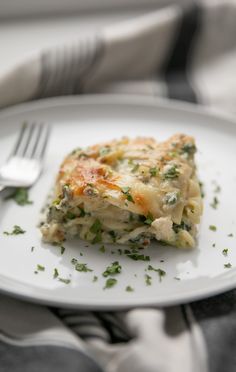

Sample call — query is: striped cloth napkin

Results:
[1,1,236,372]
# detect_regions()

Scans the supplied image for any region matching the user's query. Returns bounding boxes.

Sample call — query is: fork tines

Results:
[12,122,50,159]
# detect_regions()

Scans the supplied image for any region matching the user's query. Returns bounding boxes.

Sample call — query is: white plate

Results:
[0,95,236,310]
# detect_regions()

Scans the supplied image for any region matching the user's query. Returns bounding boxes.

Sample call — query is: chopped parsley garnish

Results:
[103,261,122,277]
[228,233,233,237]
[181,143,196,156]
[144,212,154,225]
[78,153,89,159]
[199,182,205,198]
[60,246,65,255]
[99,245,105,253]
[149,167,158,177]
[163,164,180,179]
[148,265,166,282]
[71,258,78,265]
[108,230,117,243]
[131,163,140,173]
[104,278,117,289]
[3,225,26,235]
[118,249,123,255]
[145,274,152,286]
[165,191,179,205]
[126,285,134,292]
[80,252,83,256]
[37,264,45,272]
[209,225,217,231]
[75,263,93,272]
[92,231,102,244]
[125,251,150,261]
[173,221,191,233]
[212,243,216,247]
[90,219,102,233]
[90,219,102,244]
[58,278,71,284]
[222,249,228,256]
[31,246,35,252]
[93,275,98,282]
[224,263,232,269]
[65,211,76,220]
[5,187,33,206]
[210,196,219,209]
[79,207,86,217]
[99,147,111,156]
[121,186,135,203]
[53,268,59,278]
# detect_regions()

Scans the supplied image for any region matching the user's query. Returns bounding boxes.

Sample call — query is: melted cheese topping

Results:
[41,134,203,248]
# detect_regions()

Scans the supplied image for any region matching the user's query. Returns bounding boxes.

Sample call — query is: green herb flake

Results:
[165,191,179,205]
[228,233,233,237]
[53,268,59,278]
[60,246,65,255]
[149,167,158,177]
[79,207,86,217]
[58,278,71,284]
[99,147,111,157]
[3,225,26,236]
[131,163,140,173]
[210,196,219,209]
[90,219,102,234]
[181,143,196,156]
[78,153,89,159]
[66,211,76,220]
[71,258,78,265]
[75,263,93,272]
[145,274,152,286]
[121,187,135,203]
[199,182,205,198]
[126,285,134,292]
[148,265,166,282]
[163,164,180,180]
[209,225,217,231]
[103,261,122,277]
[173,221,191,233]
[224,263,232,269]
[37,264,45,272]
[108,230,117,243]
[212,243,216,247]
[5,187,33,206]
[143,212,154,225]
[104,278,117,289]
[126,252,150,261]
[99,245,106,253]
[174,277,181,281]
[92,231,102,244]
[31,246,35,252]
[222,249,228,256]
[92,275,98,282]
[90,219,103,244]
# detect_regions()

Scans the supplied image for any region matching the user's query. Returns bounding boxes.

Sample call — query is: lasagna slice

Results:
[41,134,203,249]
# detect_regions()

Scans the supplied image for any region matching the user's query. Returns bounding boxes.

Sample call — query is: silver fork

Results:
[0,122,50,193]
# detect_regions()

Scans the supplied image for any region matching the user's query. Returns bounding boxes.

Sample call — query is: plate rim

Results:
[0,94,236,310]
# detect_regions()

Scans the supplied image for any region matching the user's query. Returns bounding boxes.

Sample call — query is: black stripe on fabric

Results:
[163,2,202,103]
